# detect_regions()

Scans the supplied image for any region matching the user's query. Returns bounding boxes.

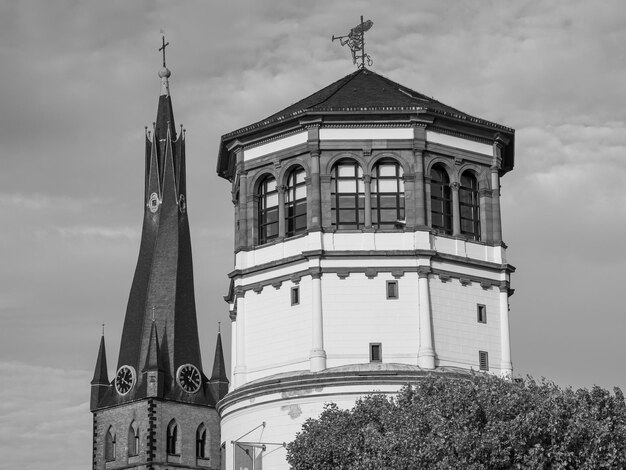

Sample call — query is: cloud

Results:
[53,225,139,241]
[0,362,91,470]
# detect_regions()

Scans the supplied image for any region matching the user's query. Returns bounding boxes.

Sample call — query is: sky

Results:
[1,0,625,468]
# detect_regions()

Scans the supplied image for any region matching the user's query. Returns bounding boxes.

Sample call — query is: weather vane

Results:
[332,16,374,69]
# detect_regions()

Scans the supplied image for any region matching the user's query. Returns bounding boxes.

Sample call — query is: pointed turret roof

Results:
[91,334,109,385]
[142,321,163,372]
[209,330,229,402]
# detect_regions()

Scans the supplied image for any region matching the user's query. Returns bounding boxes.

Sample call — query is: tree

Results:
[286,373,626,469]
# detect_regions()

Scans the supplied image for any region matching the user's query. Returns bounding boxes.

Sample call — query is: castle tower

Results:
[216,68,515,469]
[90,46,228,470]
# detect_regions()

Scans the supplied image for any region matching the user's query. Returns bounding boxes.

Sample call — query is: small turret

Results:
[209,328,229,402]
[142,320,165,397]
[90,332,110,411]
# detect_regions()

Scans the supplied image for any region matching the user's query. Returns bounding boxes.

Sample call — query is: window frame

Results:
[477,304,487,323]
[167,420,180,456]
[257,175,279,245]
[196,424,207,459]
[285,166,307,237]
[459,171,481,240]
[386,280,399,300]
[479,350,489,371]
[370,160,405,229]
[290,286,300,306]
[128,421,139,457]
[105,427,116,462]
[369,343,382,362]
[430,165,453,235]
[331,160,365,230]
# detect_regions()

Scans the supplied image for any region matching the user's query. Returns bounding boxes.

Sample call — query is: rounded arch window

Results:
[371,159,404,229]
[430,164,452,235]
[459,171,480,240]
[285,166,307,237]
[331,160,364,230]
[167,419,180,456]
[257,175,279,244]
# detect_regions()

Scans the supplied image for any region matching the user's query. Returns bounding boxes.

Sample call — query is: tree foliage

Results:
[286,374,626,469]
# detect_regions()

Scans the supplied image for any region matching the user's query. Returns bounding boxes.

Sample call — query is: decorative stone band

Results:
[231,264,508,299]
[217,366,476,419]
[230,249,514,279]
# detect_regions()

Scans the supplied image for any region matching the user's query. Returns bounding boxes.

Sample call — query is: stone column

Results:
[277,185,286,238]
[310,270,327,371]
[451,182,461,236]
[363,175,372,228]
[491,166,502,243]
[233,290,247,387]
[417,267,435,369]
[238,171,248,248]
[310,151,322,230]
[499,283,513,378]
[478,188,490,242]
[414,150,426,227]
[229,309,237,390]
[425,176,432,228]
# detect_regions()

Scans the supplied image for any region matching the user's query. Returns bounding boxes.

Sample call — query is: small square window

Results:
[477,304,487,323]
[479,351,489,371]
[370,343,382,362]
[386,280,398,299]
[291,286,300,306]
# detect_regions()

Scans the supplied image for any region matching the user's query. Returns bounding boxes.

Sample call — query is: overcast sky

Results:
[1,1,626,468]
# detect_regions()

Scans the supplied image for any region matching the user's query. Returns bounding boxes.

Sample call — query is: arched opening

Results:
[196,423,208,459]
[331,160,364,229]
[370,159,404,229]
[167,419,180,456]
[430,165,452,235]
[105,426,116,461]
[285,166,307,237]
[257,175,279,244]
[128,421,139,457]
[460,171,480,240]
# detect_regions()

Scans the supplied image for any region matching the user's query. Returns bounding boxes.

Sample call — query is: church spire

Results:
[103,41,212,407]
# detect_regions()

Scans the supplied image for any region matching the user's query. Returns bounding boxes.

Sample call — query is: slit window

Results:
[196,424,207,459]
[291,286,300,306]
[479,351,489,371]
[386,280,398,299]
[167,420,179,456]
[105,427,116,461]
[477,304,487,323]
[370,343,382,362]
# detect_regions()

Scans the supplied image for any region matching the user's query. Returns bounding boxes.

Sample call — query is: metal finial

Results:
[332,16,374,69]
[102,323,105,336]
[218,321,221,333]
[151,306,156,322]
[159,34,170,68]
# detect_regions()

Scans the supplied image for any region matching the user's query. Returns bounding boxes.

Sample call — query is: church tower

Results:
[216,47,515,468]
[90,43,228,470]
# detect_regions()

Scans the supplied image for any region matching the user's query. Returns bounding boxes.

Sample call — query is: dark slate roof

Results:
[209,331,229,402]
[222,68,512,140]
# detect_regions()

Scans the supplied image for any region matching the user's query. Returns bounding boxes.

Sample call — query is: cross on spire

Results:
[159,35,169,68]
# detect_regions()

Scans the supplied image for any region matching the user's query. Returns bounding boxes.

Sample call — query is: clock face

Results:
[176,364,201,393]
[115,365,136,396]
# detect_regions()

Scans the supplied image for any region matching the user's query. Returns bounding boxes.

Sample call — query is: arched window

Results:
[430,165,452,235]
[459,171,480,240]
[128,421,139,457]
[257,175,279,244]
[196,423,207,459]
[371,160,404,229]
[105,426,116,461]
[167,419,179,456]
[285,166,307,237]
[331,160,364,229]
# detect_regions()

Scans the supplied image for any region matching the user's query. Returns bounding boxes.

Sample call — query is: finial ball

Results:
[158,67,171,78]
